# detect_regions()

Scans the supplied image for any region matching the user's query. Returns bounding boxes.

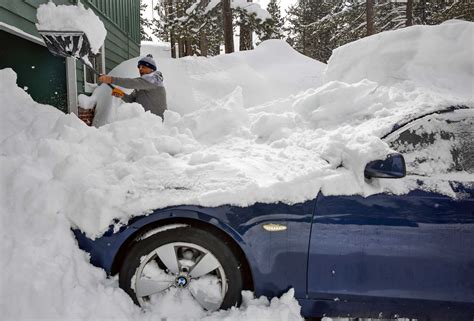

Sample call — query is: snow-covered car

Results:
[74,107,474,320]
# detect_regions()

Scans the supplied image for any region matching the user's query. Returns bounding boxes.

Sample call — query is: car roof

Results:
[382,105,472,141]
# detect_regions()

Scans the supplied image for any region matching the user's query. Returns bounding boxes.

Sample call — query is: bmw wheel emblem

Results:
[176,276,188,287]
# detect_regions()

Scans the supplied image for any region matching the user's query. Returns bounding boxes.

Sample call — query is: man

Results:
[98,54,167,119]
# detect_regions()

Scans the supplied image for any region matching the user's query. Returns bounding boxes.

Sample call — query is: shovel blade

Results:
[38,30,92,58]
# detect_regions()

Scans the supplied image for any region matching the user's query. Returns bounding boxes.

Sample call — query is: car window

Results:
[385,109,473,176]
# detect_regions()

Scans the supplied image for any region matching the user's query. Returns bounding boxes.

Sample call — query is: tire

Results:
[119,226,243,311]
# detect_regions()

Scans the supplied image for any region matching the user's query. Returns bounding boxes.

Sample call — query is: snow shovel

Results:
[38,30,119,92]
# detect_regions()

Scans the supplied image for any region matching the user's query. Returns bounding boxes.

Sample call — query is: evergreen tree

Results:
[140,1,153,41]
[285,0,334,62]
[284,0,473,63]
[428,0,474,24]
[263,0,284,40]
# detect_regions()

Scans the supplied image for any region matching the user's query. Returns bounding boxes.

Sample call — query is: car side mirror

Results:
[364,153,406,179]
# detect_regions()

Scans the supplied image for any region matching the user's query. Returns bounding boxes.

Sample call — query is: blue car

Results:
[75,107,474,320]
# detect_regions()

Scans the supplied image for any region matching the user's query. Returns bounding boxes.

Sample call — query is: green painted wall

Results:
[0,30,68,112]
[78,0,141,94]
[0,0,140,101]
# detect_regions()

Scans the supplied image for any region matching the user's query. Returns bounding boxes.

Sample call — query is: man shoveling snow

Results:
[98,54,168,119]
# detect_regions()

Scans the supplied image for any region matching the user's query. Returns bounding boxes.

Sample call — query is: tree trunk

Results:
[178,38,185,57]
[406,0,414,26]
[420,0,427,24]
[222,0,234,53]
[239,1,253,51]
[200,31,208,57]
[167,0,176,58]
[170,32,177,58]
[366,0,375,36]
[186,36,193,56]
[177,1,185,57]
[239,24,253,50]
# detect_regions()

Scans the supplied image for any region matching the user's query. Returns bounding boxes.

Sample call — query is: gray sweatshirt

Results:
[111,71,167,118]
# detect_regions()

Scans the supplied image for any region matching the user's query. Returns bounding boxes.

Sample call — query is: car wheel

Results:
[119,226,243,311]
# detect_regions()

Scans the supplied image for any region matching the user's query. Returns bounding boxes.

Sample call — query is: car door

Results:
[306,110,474,308]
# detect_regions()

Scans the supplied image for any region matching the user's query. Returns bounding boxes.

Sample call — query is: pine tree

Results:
[428,0,474,24]
[285,0,334,62]
[140,1,152,41]
[282,0,473,63]
[263,0,284,40]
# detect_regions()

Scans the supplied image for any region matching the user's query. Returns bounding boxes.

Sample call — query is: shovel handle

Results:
[81,58,115,90]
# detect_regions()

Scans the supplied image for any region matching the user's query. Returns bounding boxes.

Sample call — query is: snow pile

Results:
[0,68,303,320]
[78,92,97,109]
[3,23,473,238]
[94,39,324,125]
[325,20,474,98]
[36,1,106,54]
[140,41,172,59]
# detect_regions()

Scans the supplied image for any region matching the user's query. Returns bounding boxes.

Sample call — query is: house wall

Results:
[0,0,140,109]
[78,0,141,94]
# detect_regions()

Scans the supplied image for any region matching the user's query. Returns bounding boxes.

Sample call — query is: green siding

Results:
[76,0,140,93]
[1,0,140,99]
[0,30,68,112]
[0,0,72,37]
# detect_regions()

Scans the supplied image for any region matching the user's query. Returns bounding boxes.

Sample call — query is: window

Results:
[386,109,473,176]
[83,45,105,93]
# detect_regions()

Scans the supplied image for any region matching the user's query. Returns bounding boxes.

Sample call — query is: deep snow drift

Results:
[92,39,325,123]
[1,21,473,321]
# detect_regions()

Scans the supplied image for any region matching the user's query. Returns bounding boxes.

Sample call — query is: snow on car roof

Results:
[2,22,473,238]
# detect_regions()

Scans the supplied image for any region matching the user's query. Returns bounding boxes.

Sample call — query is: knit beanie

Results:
[138,54,157,71]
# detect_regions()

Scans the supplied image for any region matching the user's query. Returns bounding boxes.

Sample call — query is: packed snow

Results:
[325,20,474,98]
[1,21,473,321]
[35,1,106,54]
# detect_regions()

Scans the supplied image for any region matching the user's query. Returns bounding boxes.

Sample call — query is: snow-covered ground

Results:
[0,20,473,321]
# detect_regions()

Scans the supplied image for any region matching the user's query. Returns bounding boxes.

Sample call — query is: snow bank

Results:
[36,1,106,54]
[92,39,324,124]
[325,20,474,98]
[140,41,172,59]
[3,25,473,237]
[0,68,303,321]
[93,40,323,125]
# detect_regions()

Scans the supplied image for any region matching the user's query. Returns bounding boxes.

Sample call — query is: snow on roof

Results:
[35,1,106,54]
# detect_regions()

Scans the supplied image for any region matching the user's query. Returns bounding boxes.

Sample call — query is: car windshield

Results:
[385,109,473,177]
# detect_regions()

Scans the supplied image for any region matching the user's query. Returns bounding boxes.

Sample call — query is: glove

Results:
[111,87,125,97]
